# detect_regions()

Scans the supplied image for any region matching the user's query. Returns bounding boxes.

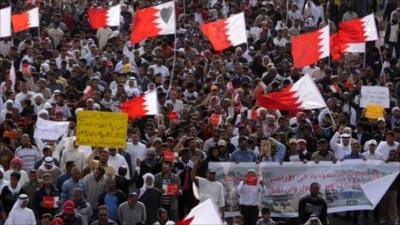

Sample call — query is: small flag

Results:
[200,13,247,51]
[121,91,159,119]
[12,7,39,33]
[87,4,121,29]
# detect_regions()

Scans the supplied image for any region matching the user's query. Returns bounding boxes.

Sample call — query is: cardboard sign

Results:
[365,105,384,119]
[360,86,390,108]
[76,111,128,148]
[246,175,258,186]
[163,150,175,162]
[168,111,179,121]
[43,196,59,209]
[164,183,178,196]
[34,118,70,140]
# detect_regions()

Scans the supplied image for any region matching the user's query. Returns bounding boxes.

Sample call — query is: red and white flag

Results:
[338,14,378,43]
[0,7,11,38]
[121,91,159,119]
[176,199,224,225]
[257,74,326,110]
[83,86,93,98]
[200,13,247,51]
[12,7,39,33]
[330,33,366,61]
[131,1,176,44]
[87,4,121,30]
[291,25,330,68]
[210,113,223,125]
[247,109,259,120]
[8,62,16,90]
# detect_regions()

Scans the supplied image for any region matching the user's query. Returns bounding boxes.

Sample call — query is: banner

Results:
[34,118,70,140]
[76,111,128,148]
[360,86,390,108]
[210,161,399,217]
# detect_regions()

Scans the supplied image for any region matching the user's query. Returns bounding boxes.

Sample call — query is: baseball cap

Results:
[63,200,75,215]
[377,117,386,122]
[288,138,297,144]
[208,168,216,174]
[296,139,307,144]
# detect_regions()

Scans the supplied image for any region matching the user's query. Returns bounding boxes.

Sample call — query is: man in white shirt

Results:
[15,81,35,104]
[164,90,184,114]
[362,140,384,161]
[125,132,147,172]
[191,159,225,216]
[376,131,399,160]
[108,148,130,178]
[237,169,267,225]
[330,132,352,160]
[149,58,170,82]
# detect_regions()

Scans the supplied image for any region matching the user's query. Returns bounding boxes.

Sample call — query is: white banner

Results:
[34,118,70,140]
[210,160,399,217]
[360,86,390,108]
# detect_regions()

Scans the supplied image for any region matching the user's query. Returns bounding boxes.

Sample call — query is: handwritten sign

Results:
[360,86,390,108]
[211,161,400,218]
[76,111,128,148]
[365,105,384,119]
[34,118,70,140]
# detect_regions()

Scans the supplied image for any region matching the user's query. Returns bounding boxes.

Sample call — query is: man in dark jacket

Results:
[34,173,59,217]
[55,200,84,225]
[298,182,327,225]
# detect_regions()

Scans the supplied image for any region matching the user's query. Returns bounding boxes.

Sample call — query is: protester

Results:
[118,192,146,225]
[298,182,327,225]
[0,1,397,225]
[4,194,35,225]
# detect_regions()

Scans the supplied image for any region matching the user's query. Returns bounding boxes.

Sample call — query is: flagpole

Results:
[167,30,177,95]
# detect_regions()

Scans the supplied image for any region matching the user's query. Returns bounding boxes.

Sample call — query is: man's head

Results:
[18,194,29,208]
[233,215,244,225]
[386,131,395,144]
[310,182,321,197]
[63,200,75,216]
[10,171,21,187]
[207,168,216,181]
[238,136,248,150]
[40,213,53,225]
[42,173,52,187]
[97,205,109,222]
[162,162,172,174]
[72,188,83,202]
[261,207,271,221]
[99,149,110,164]
[70,166,81,181]
[28,169,38,182]
[94,166,106,180]
[128,192,138,205]
[340,133,351,146]
[106,178,116,192]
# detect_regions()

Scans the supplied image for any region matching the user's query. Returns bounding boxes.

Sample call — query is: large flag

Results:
[175,199,224,225]
[87,4,121,29]
[120,91,158,119]
[291,25,330,68]
[0,7,11,38]
[12,7,39,33]
[200,13,247,51]
[257,74,327,110]
[338,14,378,43]
[131,1,175,44]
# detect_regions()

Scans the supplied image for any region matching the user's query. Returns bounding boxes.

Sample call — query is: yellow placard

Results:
[76,111,128,148]
[365,105,384,119]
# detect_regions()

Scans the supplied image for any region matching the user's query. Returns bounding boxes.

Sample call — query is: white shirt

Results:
[15,91,35,104]
[125,141,147,169]
[165,99,184,114]
[197,176,225,208]
[237,181,267,206]
[362,151,384,161]
[330,132,352,160]
[376,141,399,160]
[149,64,170,82]
[108,154,130,178]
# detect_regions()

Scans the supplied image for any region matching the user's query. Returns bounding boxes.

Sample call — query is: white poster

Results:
[34,118,70,140]
[360,86,390,108]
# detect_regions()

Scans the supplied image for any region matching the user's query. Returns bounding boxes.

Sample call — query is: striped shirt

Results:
[15,146,41,171]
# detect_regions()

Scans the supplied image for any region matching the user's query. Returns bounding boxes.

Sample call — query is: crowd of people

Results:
[0,0,399,225]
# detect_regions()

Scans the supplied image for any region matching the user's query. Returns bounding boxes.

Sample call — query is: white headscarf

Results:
[5,194,35,225]
[139,173,154,198]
